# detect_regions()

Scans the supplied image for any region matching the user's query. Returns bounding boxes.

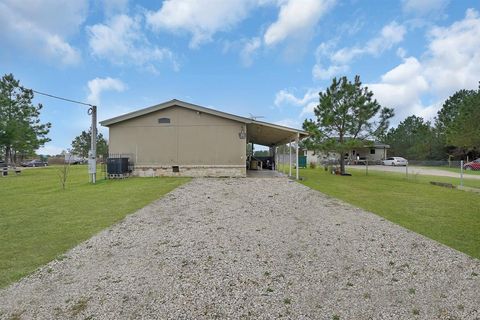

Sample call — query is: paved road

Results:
[349,165,480,180]
[0,178,478,319]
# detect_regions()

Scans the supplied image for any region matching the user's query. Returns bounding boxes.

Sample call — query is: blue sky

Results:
[1,0,479,155]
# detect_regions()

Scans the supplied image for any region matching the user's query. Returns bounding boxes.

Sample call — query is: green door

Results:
[298,155,307,168]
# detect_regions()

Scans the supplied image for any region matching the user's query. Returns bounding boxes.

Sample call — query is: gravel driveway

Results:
[1,178,478,319]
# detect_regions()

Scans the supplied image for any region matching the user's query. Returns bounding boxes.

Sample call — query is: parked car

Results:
[64,153,86,165]
[21,160,48,167]
[463,158,480,170]
[382,157,408,166]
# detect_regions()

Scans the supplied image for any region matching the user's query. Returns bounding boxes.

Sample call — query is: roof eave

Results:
[99,99,308,138]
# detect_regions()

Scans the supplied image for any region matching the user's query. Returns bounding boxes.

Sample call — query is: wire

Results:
[32,89,94,107]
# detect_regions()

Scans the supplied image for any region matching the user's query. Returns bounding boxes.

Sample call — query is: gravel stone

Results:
[0,177,479,319]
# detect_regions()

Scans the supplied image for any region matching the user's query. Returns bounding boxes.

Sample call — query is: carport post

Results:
[289,141,292,177]
[275,147,278,171]
[296,133,299,180]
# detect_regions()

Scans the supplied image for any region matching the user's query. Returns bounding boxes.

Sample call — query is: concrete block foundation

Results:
[134,165,246,178]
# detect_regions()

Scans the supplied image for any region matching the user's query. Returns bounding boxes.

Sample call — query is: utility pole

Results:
[88,106,97,184]
[32,89,98,184]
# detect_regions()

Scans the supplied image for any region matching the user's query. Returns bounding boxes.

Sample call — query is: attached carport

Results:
[245,121,308,180]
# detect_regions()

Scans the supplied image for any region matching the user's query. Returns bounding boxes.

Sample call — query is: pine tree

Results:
[303,75,394,174]
[0,74,51,164]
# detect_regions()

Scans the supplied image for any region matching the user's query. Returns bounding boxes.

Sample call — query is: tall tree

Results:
[445,86,480,156]
[0,74,51,164]
[434,89,477,158]
[385,116,442,160]
[303,75,394,174]
[71,130,108,158]
[436,89,476,133]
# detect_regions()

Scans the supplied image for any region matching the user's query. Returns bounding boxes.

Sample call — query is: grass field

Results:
[0,165,188,288]
[367,167,480,189]
[294,167,480,259]
[414,166,480,176]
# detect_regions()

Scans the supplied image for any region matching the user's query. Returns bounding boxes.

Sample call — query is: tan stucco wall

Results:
[108,106,246,174]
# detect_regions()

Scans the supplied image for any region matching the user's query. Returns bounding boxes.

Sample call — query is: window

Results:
[172,166,179,173]
[370,148,375,154]
[158,118,170,124]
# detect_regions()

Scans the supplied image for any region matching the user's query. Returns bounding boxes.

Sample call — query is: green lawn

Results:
[367,167,480,189]
[412,166,480,176]
[296,167,480,259]
[0,165,188,288]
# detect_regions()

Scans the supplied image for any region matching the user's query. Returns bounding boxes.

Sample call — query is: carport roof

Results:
[100,99,308,146]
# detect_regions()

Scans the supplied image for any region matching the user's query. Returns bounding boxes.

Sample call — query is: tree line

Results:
[385,87,480,160]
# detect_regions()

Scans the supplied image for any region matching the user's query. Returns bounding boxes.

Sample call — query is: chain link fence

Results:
[333,159,479,191]
[275,151,480,191]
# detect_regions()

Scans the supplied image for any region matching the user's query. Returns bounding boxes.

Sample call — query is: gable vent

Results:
[158,118,170,124]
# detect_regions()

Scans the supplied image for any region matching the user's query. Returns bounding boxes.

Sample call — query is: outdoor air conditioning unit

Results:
[107,157,129,175]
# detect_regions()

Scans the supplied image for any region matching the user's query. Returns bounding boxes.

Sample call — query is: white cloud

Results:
[331,22,406,64]
[311,41,349,80]
[146,0,256,48]
[87,14,177,72]
[1,0,88,37]
[264,0,336,46]
[402,0,449,16]
[45,35,81,65]
[240,37,262,66]
[37,144,67,156]
[0,0,86,65]
[423,8,480,96]
[274,118,302,129]
[146,0,334,65]
[102,0,129,16]
[396,47,407,58]
[312,63,348,81]
[275,88,319,117]
[87,77,126,106]
[368,9,480,123]
[368,57,429,120]
[313,21,406,81]
[275,88,317,106]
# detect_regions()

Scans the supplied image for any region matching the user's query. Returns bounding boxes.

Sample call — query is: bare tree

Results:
[57,160,70,190]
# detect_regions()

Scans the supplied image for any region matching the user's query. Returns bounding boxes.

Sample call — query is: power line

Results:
[32,89,94,107]
[31,88,99,183]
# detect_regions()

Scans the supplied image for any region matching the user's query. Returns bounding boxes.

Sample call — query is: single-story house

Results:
[304,141,390,165]
[346,142,390,163]
[100,99,308,177]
